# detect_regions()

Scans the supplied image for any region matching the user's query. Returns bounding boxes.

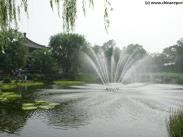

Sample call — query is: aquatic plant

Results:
[0,92,21,102]
[22,100,60,111]
[167,108,183,137]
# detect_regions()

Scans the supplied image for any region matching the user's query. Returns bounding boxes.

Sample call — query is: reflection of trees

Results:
[0,103,30,134]
[46,100,90,129]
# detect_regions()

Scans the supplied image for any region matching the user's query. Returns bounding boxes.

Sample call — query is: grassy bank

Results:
[0,80,86,90]
[141,72,183,84]
[0,81,44,90]
[53,80,85,87]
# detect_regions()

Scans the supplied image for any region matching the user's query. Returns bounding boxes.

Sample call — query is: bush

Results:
[27,73,60,83]
[78,73,97,83]
[167,108,183,137]
[29,74,44,82]
[3,76,11,83]
[60,73,77,80]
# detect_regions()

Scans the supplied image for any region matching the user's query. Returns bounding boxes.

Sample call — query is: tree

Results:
[0,0,111,31]
[151,53,167,72]
[125,44,147,59]
[31,49,59,81]
[49,33,87,79]
[0,29,28,75]
[175,39,183,72]
[162,38,183,72]
[0,0,111,52]
[102,40,116,58]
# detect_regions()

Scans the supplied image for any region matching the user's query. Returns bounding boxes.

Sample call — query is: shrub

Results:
[30,74,44,82]
[3,76,11,83]
[167,108,183,137]
[78,73,97,83]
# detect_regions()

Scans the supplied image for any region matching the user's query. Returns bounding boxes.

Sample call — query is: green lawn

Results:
[53,80,85,87]
[0,81,44,90]
[141,72,183,84]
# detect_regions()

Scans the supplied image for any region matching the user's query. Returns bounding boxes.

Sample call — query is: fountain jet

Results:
[83,46,147,91]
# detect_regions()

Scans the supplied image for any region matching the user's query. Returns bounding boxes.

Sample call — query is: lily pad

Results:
[22,100,60,111]
[22,106,37,110]
[2,92,15,95]
[22,103,35,107]
[35,100,47,105]
[38,105,53,110]
[0,92,22,102]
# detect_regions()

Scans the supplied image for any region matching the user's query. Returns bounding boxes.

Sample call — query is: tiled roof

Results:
[24,33,46,49]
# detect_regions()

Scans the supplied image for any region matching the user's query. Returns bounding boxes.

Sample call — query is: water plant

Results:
[22,100,60,111]
[0,92,21,102]
[167,108,183,137]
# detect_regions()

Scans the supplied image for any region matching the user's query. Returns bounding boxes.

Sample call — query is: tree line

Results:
[0,29,182,83]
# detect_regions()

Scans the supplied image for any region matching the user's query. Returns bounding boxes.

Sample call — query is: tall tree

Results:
[31,49,59,81]
[0,0,111,31]
[49,33,87,79]
[125,44,147,59]
[162,38,183,72]
[0,0,111,52]
[0,29,28,75]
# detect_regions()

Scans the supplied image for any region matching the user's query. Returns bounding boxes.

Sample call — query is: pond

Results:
[0,83,183,137]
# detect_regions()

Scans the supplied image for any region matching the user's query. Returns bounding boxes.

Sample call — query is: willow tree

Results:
[0,0,111,51]
[0,0,111,31]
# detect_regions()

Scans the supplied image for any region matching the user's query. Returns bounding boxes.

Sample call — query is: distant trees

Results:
[153,38,183,73]
[102,40,117,59]
[49,33,87,79]
[125,44,147,59]
[0,30,28,75]
[1,29,183,83]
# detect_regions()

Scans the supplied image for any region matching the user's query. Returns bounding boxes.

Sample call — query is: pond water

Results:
[0,83,183,137]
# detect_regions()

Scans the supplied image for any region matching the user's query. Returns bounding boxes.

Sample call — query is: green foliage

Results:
[49,33,87,79]
[167,108,183,137]
[22,100,59,111]
[0,81,44,90]
[31,49,59,82]
[3,76,12,83]
[125,44,147,59]
[102,39,117,58]
[0,0,111,33]
[28,74,44,82]
[0,29,28,74]
[53,80,85,87]
[141,72,183,84]
[0,0,28,30]
[155,38,183,73]
[0,92,21,102]
[78,73,97,83]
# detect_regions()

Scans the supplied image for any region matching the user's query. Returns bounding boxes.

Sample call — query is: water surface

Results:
[0,83,183,137]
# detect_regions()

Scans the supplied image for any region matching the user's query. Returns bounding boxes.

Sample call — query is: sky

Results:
[19,0,183,53]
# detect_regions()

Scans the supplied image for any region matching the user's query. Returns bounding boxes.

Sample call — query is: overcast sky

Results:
[19,0,183,53]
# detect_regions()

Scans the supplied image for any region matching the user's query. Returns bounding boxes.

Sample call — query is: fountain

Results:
[83,46,147,91]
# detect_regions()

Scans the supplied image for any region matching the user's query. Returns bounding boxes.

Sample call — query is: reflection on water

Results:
[0,83,183,137]
[46,102,89,129]
[0,103,30,134]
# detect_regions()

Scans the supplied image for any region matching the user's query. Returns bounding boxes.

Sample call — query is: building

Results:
[23,33,46,52]
[23,33,46,73]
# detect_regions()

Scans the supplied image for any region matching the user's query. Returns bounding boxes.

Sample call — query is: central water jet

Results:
[83,45,147,91]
